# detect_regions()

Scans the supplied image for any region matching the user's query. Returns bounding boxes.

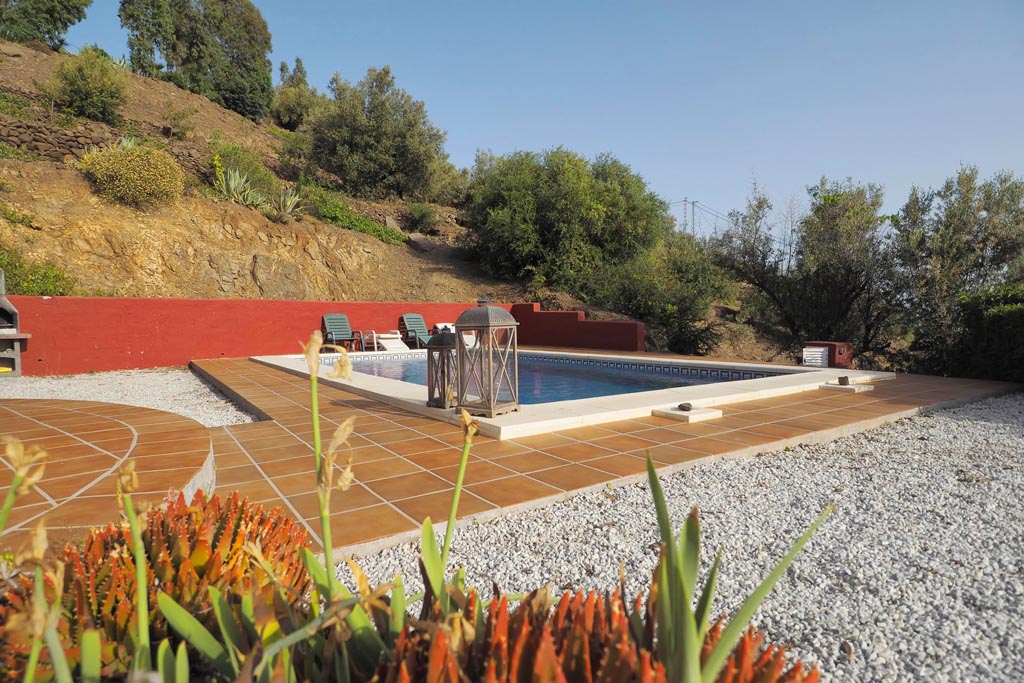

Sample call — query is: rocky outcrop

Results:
[0,160,522,303]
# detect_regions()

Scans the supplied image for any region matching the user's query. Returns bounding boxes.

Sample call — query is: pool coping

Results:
[252,350,895,439]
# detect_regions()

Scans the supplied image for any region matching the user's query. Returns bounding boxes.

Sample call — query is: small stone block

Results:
[819,383,874,393]
[652,407,723,423]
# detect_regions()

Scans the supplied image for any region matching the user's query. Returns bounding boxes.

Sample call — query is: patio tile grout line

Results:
[3,406,142,517]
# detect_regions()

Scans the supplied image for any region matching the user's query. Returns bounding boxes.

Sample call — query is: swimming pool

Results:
[258,349,889,439]
[347,351,780,404]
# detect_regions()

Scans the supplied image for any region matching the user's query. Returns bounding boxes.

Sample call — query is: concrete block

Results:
[652,406,723,423]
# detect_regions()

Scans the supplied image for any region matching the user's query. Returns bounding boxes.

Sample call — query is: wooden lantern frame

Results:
[426,327,458,408]
[454,303,519,417]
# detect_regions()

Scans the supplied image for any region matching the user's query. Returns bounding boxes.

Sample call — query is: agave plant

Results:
[215,169,269,210]
[270,187,304,219]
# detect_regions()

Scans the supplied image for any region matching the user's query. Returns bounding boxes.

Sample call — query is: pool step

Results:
[652,406,723,423]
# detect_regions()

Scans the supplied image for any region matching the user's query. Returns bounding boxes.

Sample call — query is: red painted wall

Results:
[9,296,505,376]
[511,303,645,352]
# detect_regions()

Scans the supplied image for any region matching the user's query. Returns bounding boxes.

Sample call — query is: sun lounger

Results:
[399,313,432,348]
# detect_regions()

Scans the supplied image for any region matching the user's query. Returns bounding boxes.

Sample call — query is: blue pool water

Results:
[349,353,773,404]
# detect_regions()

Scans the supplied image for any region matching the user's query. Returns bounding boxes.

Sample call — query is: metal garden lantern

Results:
[426,326,458,408]
[454,300,519,417]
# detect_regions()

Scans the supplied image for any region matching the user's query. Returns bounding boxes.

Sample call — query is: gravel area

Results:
[0,367,255,427]
[338,394,1024,683]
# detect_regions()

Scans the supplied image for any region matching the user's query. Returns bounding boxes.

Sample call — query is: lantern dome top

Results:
[455,303,517,327]
[426,327,457,348]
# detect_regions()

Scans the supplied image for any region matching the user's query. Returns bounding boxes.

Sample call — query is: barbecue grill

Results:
[0,269,30,375]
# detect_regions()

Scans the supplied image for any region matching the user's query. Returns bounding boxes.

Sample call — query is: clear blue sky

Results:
[67,1,1023,232]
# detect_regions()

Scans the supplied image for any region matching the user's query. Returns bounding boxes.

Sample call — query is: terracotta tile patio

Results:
[0,357,1017,556]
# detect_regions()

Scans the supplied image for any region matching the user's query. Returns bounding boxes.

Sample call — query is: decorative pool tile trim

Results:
[525,354,778,381]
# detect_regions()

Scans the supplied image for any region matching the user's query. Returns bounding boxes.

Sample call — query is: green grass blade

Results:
[209,587,243,673]
[677,564,702,683]
[174,642,189,683]
[79,630,101,683]
[654,559,676,676]
[158,593,233,678]
[256,596,362,675]
[390,573,405,641]
[241,593,258,643]
[701,506,834,683]
[681,508,701,600]
[301,548,331,598]
[646,455,674,546]
[156,639,173,683]
[695,547,723,638]
[420,517,445,608]
[35,567,72,683]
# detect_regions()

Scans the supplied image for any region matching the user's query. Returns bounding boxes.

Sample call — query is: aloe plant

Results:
[644,455,832,683]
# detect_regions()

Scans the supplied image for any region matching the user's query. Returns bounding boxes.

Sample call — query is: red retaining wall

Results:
[510,303,645,352]
[6,297,646,376]
[8,296,504,376]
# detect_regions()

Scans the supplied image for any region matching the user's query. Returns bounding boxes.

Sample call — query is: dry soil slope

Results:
[0,41,522,302]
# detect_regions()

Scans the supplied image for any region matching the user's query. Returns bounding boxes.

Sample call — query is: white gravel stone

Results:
[0,367,255,427]
[336,393,1024,682]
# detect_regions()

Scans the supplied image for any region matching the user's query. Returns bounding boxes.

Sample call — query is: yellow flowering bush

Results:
[79,146,185,207]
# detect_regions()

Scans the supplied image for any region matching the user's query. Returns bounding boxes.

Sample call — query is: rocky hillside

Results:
[0,40,522,302]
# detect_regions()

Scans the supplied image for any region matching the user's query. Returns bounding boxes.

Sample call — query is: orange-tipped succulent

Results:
[0,490,312,680]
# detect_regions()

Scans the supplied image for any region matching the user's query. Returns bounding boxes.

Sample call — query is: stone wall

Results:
[0,90,209,176]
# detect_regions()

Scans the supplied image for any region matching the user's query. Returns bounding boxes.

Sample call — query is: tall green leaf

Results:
[79,630,101,683]
[701,506,834,683]
[158,593,233,678]
[420,517,445,607]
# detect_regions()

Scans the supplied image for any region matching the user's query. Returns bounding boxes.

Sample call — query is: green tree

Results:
[599,233,731,354]
[119,0,272,121]
[305,66,448,198]
[117,0,172,77]
[467,148,672,293]
[716,179,899,360]
[271,57,323,131]
[893,166,1024,373]
[0,0,91,49]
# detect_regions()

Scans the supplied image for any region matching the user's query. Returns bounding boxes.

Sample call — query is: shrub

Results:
[47,46,127,124]
[305,186,407,244]
[0,141,38,161]
[0,201,33,227]
[0,93,31,119]
[467,148,672,291]
[406,202,440,233]
[80,145,184,207]
[955,283,1024,382]
[0,248,78,295]
[160,102,198,140]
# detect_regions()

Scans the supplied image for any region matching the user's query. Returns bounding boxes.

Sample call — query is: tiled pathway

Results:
[191,359,1015,555]
[0,399,212,549]
[0,358,1015,555]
